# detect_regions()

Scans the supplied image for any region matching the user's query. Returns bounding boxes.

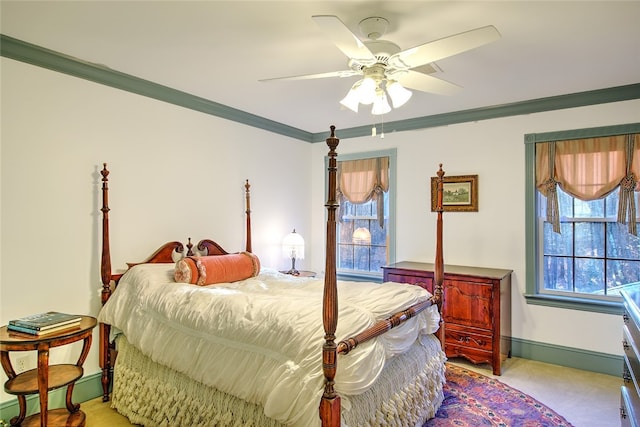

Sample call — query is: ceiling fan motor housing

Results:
[358,16,389,40]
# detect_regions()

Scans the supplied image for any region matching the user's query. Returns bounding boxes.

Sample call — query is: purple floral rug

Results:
[424,364,574,426]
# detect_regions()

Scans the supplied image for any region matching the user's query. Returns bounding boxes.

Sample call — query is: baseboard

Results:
[511,337,623,377]
[0,339,623,421]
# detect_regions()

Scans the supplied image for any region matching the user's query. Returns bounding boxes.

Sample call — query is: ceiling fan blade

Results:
[388,25,501,70]
[312,15,377,65]
[394,70,462,96]
[260,70,360,82]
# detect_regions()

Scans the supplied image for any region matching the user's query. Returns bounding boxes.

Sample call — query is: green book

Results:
[8,311,82,331]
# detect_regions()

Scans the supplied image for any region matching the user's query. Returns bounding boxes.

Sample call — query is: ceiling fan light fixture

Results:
[386,80,413,108]
[357,77,377,105]
[371,91,391,115]
[340,84,361,113]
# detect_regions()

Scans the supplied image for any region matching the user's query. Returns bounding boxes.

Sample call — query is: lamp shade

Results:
[357,77,377,105]
[340,84,360,113]
[352,227,371,245]
[282,229,305,260]
[371,92,391,115]
[386,80,413,108]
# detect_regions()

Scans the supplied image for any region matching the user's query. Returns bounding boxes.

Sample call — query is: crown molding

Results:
[0,34,313,142]
[3,34,639,144]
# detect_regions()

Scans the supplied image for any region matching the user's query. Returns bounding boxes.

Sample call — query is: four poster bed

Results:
[98,126,448,427]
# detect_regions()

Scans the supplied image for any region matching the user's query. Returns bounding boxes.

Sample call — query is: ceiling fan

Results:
[261,15,501,115]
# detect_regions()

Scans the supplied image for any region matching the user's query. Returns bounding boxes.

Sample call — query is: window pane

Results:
[543,256,573,291]
[537,191,547,217]
[574,257,605,294]
[370,245,387,272]
[608,223,640,259]
[338,244,353,269]
[353,246,370,271]
[574,222,604,257]
[543,222,573,256]
[557,188,574,218]
[607,259,640,292]
[355,202,372,216]
[605,188,619,218]
[371,220,387,245]
[354,218,369,232]
[574,197,604,218]
[340,218,354,238]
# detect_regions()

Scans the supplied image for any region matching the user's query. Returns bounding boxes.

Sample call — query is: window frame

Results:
[325,148,397,281]
[524,122,640,315]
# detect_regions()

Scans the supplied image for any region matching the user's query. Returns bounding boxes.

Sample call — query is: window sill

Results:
[337,271,383,283]
[524,293,623,315]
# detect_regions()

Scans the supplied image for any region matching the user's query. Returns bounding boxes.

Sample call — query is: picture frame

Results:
[430,174,478,212]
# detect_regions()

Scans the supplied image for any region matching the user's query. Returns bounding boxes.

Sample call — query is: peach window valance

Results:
[337,157,389,227]
[536,133,639,234]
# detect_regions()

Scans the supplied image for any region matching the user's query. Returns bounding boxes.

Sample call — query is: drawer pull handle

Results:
[623,313,630,324]
[624,364,632,383]
[623,340,630,351]
[459,336,471,343]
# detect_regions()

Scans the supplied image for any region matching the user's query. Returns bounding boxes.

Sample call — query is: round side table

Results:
[0,315,97,427]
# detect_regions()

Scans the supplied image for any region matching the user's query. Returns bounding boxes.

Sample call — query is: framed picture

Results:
[430,174,478,212]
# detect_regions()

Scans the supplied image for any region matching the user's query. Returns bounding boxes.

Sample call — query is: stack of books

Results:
[7,311,82,336]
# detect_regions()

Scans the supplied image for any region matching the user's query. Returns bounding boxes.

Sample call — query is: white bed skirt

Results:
[111,334,446,427]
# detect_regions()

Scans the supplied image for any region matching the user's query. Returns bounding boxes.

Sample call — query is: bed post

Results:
[433,164,445,342]
[245,179,252,253]
[99,163,113,402]
[320,126,340,427]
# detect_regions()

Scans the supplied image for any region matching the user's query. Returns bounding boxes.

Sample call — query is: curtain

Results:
[337,157,389,227]
[536,133,639,234]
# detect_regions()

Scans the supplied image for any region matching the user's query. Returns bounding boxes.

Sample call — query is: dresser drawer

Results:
[621,382,640,426]
[445,341,493,366]
[445,324,493,352]
[384,272,433,293]
[443,280,493,329]
[624,325,640,391]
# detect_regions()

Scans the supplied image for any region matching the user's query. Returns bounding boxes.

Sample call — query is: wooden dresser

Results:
[382,261,512,375]
[621,288,640,426]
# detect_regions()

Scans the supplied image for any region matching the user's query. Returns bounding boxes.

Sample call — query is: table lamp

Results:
[282,229,305,275]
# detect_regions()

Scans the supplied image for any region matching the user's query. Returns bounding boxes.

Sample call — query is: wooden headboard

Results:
[97,163,253,400]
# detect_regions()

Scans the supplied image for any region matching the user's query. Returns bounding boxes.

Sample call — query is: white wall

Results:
[0,58,314,403]
[310,99,640,359]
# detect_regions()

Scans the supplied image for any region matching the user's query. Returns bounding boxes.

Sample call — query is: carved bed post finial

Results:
[245,179,252,253]
[320,126,341,427]
[186,238,194,256]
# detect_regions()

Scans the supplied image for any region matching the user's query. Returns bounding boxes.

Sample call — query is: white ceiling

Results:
[2,1,640,134]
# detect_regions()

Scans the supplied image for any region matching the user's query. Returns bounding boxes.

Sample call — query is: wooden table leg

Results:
[37,346,49,427]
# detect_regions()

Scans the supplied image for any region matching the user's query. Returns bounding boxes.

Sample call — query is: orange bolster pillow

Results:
[174,252,260,285]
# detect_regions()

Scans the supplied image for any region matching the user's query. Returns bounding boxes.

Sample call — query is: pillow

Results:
[174,252,260,285]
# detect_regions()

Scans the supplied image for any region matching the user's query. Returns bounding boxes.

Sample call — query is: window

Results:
[538,186,640,298]
[525,123,640,313]
[338,193,389,273]
[330,149,396,279]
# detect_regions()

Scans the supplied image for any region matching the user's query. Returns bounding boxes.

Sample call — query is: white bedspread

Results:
[98,264,441,426]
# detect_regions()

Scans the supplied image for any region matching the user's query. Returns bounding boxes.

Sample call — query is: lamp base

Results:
[285,257,299,276]
[279,270,316,278]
